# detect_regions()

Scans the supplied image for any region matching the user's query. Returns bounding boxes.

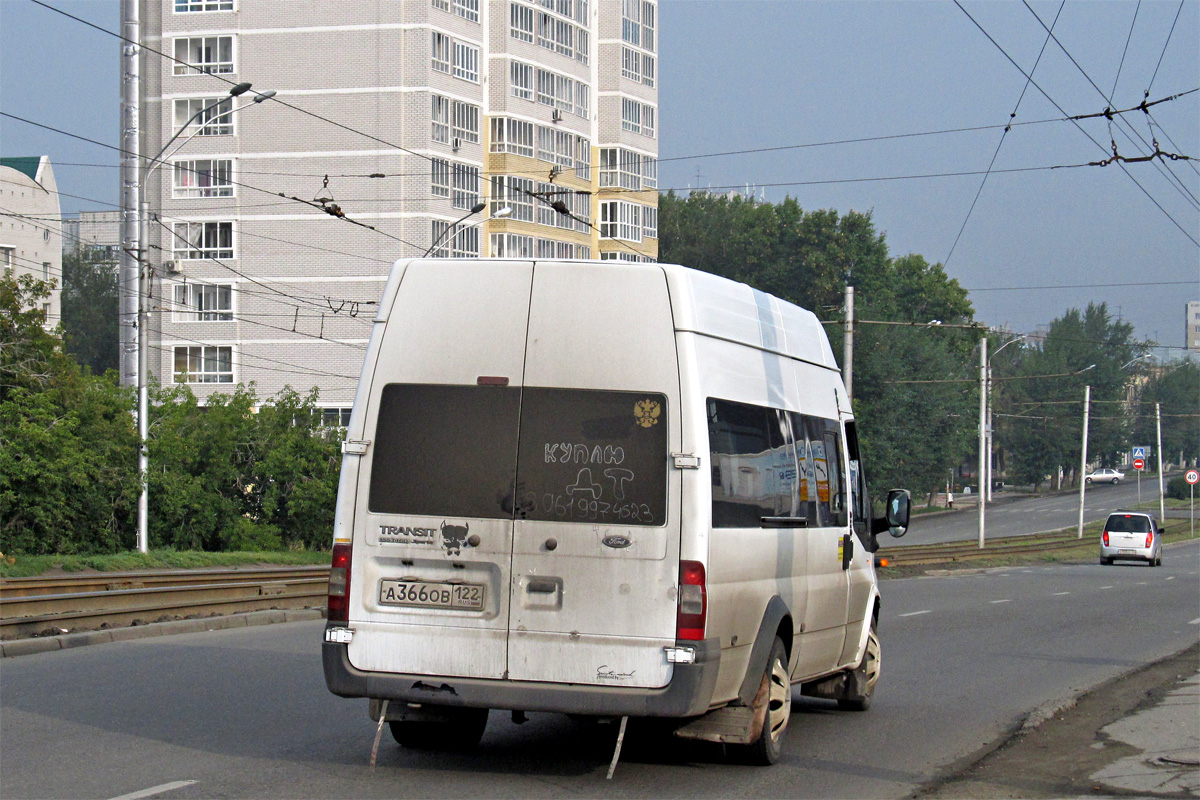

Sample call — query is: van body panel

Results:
[508,262,681,688]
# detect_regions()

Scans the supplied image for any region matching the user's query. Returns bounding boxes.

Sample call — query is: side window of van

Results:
[516,388,668,526]
[707,398,799,528]
[790,413,846,528]
[369,384,521,519]
[845,421,871,546]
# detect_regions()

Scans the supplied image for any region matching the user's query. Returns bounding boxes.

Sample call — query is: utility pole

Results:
[978,336,987,548]
[843,285,854,398]
[1077,385,1090,539]
[119,0,140,393]
[1156,403,1165,523]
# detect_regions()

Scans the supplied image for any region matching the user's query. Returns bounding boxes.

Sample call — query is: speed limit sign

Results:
[1186,470,1199,485]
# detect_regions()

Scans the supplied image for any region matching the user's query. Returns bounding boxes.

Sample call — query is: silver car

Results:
[1086,468,1125,485]
[1100,511,1162,566]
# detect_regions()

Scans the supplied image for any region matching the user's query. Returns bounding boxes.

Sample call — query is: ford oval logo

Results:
[602,535,632,549]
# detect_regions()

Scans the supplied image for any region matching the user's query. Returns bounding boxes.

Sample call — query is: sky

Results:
[2,0,1197,350]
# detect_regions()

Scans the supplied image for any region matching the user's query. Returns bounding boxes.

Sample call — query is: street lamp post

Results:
[424,203,511,257]
[133,82,274,554]
[985,335,1025,502]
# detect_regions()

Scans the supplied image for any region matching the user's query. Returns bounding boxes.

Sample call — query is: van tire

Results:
[838,624,880,712]
[741,637,791,766]
[388,707,488,750]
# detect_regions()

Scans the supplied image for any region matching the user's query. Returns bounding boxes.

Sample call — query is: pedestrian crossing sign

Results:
[1132,447,1146,458]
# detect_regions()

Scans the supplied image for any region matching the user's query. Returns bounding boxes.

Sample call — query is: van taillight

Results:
[327,543,352,624]
[677,560,707,641]
[1102,531,1109,547]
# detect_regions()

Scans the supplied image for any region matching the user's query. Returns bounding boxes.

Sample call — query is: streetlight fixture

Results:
[985,334,1025,502]
[132,82,274,554]
[423,203,511,257]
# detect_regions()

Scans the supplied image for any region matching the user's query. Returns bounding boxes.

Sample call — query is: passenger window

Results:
[790,412,846,528]
[707,398,799,528]
[516,389,668,526]
[369,384,520,519]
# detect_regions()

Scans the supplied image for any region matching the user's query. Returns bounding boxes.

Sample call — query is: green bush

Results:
[1166,476,1190,501]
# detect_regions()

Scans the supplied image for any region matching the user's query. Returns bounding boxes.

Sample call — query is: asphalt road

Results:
[2,540,1197,800]
[899,476,1175,545]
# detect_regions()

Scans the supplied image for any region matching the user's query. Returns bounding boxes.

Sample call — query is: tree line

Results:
[2,208,1195,556]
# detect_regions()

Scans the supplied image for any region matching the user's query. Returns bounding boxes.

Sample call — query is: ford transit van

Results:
[323,258,909,764]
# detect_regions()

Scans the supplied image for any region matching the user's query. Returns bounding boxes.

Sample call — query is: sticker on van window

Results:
[634,399,661,428]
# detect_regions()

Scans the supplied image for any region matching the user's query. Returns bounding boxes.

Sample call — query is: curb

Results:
[0,607,325,658]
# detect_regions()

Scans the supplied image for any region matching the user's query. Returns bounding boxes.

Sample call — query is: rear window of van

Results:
[369,385,667,525]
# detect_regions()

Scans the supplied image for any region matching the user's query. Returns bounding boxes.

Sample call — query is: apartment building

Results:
[140,0,659,414]
[0,156,63,328]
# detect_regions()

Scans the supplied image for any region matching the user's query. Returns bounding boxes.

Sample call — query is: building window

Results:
[621,0,640,46]
[575,137,591,180]
[511,61,534,101]
[173,346,233,384]
[537,11,553,49]
[511,3,535,42]
[174,97,234,136]
[491,176,535,221]
[621,97,641,134]
[601,147,644,190]
[452,164,480,210]
[643,155,657,189]
[643,206,658,239]
[642,53,655,87]
[173,36,234,75]
[600,200,642,242]
[319,408,352,428]
[490,118,535,158]
[175,0,233,11]
[432,0,450,10]
[172,221,233,260]
[431,158,451,198]
[643,104,655,138]
[642,0,655,51]
[537,68,554,106]
[173,159,233,198]
[430,221,480,258]
[452,100,480,143]
[172,282,233,321]
[490,233,535,258]
[575,81,590,119]
[577,244,591,259]
[431,32,451,73]
[431,94,450,143]
[453,41,480,82]
[575,28,589,65]
[622,46,641,82]
[453,0,479,22]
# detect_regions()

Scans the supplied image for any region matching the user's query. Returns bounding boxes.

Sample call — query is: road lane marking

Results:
[1190,618,1200,626]
[1101,586,1114,590]
[1166,576,1175,581]
[1053,592,1070,596]
[898,610,932,617]
[990,599,1012,604]
[109,782,197,800]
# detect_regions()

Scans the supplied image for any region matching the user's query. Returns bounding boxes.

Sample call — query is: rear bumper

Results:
[1101,545,1156,561]
[323,634,721,718]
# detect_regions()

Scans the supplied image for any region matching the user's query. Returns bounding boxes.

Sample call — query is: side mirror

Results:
[883,489,910,538]
[869,489,911,546]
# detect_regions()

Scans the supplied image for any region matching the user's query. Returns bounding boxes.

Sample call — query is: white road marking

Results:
[109,782,197,800]
[1190,618,1200,626]
[1053,592,1070,596]
[990,599,1012,604]
[1166,576,1175,581]
[1101,586,1114,590]
[898,610,932,617]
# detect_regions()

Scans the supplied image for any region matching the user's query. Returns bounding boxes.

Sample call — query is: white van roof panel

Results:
[660,264,839,371]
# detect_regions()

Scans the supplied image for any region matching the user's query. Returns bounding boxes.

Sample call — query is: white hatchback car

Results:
[1086,468,1125,485]
[1100,511,1162,566]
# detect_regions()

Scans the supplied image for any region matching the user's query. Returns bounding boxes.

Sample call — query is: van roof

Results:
[382,259,840,372]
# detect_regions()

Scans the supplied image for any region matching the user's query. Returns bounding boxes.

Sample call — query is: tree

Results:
[1131,360,1199,466]
[61,249,120,375]
[0,274,138,555]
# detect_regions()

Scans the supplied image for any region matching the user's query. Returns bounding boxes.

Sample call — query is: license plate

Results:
[1119,549,1137,555]
[379,580,485,610]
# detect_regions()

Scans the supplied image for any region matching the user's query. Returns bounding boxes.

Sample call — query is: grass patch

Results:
[0,549,331,579]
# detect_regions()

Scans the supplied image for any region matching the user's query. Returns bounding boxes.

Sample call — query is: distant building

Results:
[137,0,659,413]
[64,210,122,262]
[1188,301,1200,352]
[0,155,62,327]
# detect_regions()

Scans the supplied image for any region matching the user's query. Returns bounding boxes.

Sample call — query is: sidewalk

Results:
[922,644,1200,798]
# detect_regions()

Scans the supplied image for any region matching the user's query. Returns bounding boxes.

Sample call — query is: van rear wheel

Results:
[741,637,791,766]
[388,707,488,750]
